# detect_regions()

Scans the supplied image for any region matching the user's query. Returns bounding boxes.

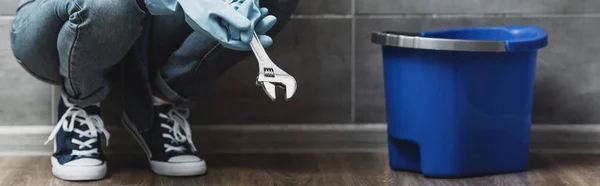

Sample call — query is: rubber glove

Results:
[144,0,276,51]
[177,0,253,48]
[145,0,180,15]
[222,0,278,50]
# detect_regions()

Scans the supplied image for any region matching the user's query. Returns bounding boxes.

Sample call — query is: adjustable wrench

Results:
[249,32,297,100]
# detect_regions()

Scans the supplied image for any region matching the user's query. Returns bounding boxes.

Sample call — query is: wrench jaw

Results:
[256,75,297,101]
[260,82,277,100]
[282,76,297,101]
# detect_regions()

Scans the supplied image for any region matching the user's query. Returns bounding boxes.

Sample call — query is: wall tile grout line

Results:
[351,13,600,19]
[350,0,356,123]
[291,15,353,19]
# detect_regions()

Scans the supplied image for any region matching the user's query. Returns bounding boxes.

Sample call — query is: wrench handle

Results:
[249,32,274,69]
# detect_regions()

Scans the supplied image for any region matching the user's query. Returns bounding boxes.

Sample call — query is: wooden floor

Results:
[0,153,599,186]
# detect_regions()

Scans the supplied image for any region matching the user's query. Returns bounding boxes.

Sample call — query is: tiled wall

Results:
[0,18,51,126]
[1,0,599,126]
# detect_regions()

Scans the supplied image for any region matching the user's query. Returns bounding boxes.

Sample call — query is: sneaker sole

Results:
[51,157,106,181]
[150,160,207,176]
[121,113,207,176]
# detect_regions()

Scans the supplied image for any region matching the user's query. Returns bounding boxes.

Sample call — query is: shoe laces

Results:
[45,107,110,157]
[160,108,197,153]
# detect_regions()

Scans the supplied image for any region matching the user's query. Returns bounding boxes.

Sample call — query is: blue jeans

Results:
[10,0,298,108]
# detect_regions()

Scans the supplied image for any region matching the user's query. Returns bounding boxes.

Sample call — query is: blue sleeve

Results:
[145,0,182,15]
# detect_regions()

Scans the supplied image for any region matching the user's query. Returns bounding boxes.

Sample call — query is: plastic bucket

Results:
[371,26,548,178]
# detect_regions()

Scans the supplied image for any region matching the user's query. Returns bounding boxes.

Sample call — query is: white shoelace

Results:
[160,108,197,153]
[44,107,110,157]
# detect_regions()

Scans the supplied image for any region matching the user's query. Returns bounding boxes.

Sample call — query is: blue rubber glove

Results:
[145,0,181,15]
[177,0,252,47]
[144,0,276,51]
[255,8,277,35]
[221,0,277,50]
[223,0,277,50]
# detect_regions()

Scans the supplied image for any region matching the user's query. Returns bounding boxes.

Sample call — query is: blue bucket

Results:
[371,26,548,178]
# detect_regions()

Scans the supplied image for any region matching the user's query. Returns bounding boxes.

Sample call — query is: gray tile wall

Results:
[0,0,599,126]
[0,0,17,16]
[0,18,51,126]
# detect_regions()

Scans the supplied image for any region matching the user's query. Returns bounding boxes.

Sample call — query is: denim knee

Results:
[66,0,146,27]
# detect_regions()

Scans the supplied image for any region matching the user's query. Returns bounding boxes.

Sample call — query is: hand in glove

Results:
[177,0,277,51]
[222,0,277,50]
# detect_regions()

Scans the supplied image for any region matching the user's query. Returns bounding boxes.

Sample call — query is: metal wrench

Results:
[248,32,297,100]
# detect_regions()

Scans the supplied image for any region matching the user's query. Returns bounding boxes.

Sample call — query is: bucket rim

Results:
[371,26,548,52]
[372,31,507,52]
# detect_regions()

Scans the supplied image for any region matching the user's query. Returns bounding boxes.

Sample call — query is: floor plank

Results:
[0,153,598,186]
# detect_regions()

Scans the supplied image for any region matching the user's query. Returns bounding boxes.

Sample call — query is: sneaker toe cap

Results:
[168,155,202,163]
[63,158,104,166]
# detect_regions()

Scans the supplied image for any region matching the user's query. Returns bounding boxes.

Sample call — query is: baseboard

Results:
[1,124,599,156]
